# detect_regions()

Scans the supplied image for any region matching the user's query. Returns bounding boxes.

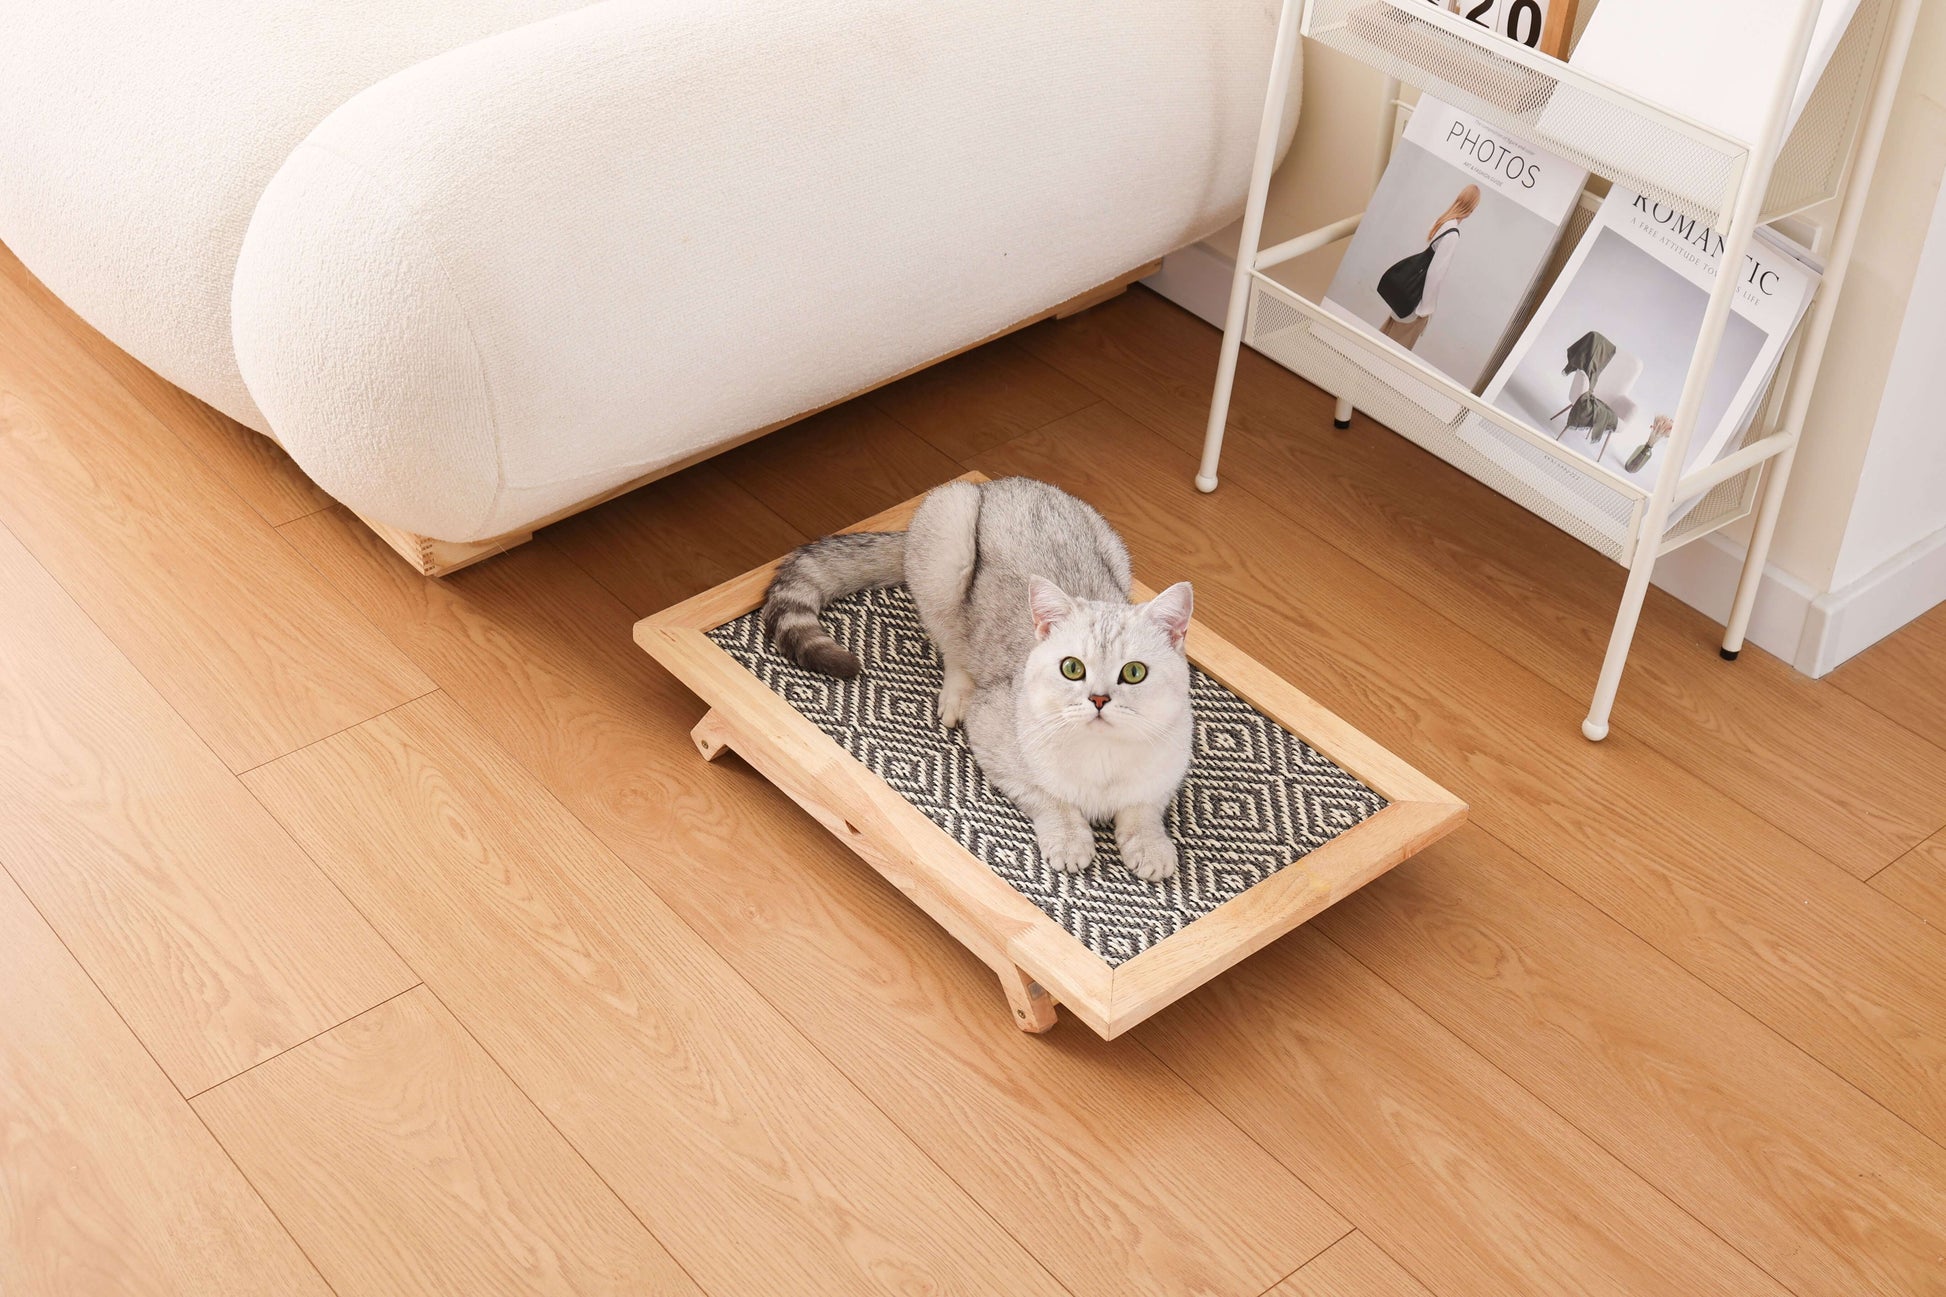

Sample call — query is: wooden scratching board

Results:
[634,480,1466,1038]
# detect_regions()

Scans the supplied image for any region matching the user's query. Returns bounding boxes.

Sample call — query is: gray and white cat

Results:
[763,477,1193,881]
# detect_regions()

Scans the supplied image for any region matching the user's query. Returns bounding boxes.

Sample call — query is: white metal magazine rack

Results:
[1198,0,1921,740]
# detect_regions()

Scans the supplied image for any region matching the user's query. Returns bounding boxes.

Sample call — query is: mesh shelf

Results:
[1768,0,1893,218]
[1245,275,1762,566]
[1305,0,1891,226]
[1662,451,1766,554]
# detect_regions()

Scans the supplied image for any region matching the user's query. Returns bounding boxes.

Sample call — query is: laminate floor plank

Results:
[1138,930,1791,1296]
[970,404,1946,1148]
[275,510,1349,1297]
[714,400,965,538]
[1018,290,1946,875]
[547,463,806,617]
[1874,830,1946,930]
[194,987,700,1297]
[0,243,332,527]
[1318,827,1946,1296]
[868,335,1098,461]
[0,264,433,772]
[1271,1233,1432,1297]
[0,520,415,1095]
[1831,601,1946,749]
[0,868,330,1297]
[245,690,1062,1297]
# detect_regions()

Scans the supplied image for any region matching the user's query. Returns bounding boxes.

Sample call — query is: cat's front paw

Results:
[1035,817,1096,874]
[1120,828,1179,882]
[938,668,974,728]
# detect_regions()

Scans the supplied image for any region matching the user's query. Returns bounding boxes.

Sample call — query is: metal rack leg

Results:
[1196,0,1301,495]
[1581,0,1825,741]
[1721,449,1795,659]
[1333,396,1354,429]
[1723,0,1920,663]
[1197,302,1249,494]
[1583,553,1659,741]
[1584,238,1763,738]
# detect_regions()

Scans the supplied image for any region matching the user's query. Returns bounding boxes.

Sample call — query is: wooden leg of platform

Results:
[1001,965,1058,1034]
[691,710,737,762]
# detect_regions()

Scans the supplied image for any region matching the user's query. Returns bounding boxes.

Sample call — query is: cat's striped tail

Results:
[760,531,906,678]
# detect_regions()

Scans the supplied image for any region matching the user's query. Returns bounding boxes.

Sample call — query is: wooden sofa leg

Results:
[357,513,534,577]
[1051,259,1160,319]
[1002,965,1059,1033]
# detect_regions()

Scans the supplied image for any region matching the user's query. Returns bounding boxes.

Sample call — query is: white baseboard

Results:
[1805,527,1946,674]
[1658,526,1946,675]
[1147,246,1946,675]
[1649,535,1817,669]
[1142,243,1233,329]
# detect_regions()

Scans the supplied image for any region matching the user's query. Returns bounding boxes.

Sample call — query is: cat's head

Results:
[1020,576,1193,741]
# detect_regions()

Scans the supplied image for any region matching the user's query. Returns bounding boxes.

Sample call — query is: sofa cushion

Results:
[232,0,1294,541]
[0,0,591,429]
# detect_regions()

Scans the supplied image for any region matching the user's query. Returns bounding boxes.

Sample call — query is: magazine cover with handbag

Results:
[1321,96,1587,392]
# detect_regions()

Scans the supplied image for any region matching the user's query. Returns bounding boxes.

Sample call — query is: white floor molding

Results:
[1650,534,1819,670]
[1659,524,1946,675]
[1141,243,1234,330]
[1806,527,1946,674]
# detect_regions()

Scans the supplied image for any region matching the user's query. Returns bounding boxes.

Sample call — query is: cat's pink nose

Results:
[1089,694,1110,711]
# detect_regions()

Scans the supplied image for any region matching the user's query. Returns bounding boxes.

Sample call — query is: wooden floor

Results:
[4,240,1945,1297]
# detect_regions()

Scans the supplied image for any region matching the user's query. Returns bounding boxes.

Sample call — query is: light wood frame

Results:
[634,476,1468,1038]
[1539,0,1580,59]
[349,263,1159,577]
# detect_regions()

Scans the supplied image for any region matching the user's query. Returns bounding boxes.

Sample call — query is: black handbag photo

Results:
[1375,226,1459,318]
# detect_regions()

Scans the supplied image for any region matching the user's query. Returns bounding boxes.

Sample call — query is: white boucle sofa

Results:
[1,0,1294,572]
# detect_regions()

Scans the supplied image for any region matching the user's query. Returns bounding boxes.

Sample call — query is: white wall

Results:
[1830,177,1946,590]
[1198,41,1387,301]
[1756,0,1946,596]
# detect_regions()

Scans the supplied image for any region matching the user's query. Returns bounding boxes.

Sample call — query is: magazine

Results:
[1321,97,1588,394]
[1476,187,1820,529]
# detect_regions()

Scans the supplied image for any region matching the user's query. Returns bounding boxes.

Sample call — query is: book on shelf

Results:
[1474,186,1820,531]
[1562,0,1864,144]
[1321,97,1589,397]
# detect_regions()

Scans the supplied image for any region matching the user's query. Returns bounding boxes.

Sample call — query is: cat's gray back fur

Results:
[759,475,1191,882]
[906,477,1130,684]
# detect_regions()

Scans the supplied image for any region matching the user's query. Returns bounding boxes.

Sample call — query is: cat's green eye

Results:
[1119,661,1148,685]
[1059,656,1086,681]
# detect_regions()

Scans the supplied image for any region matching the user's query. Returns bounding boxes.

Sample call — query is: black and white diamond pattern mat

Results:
[708,586,1387,967]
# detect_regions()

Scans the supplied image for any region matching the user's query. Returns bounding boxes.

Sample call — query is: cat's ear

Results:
[1028,575,1074,640]
[1144,582,1193,649]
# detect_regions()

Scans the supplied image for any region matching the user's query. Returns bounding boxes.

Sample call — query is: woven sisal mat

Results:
[709,585,1387,966]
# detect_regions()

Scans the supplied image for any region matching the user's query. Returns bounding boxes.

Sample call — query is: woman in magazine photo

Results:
[1375,184,1480,351]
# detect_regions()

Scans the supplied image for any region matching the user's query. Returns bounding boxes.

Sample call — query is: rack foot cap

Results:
[1333,417,1353,430]
[1719,647,1740,661]
[1194,474,1219,494]
[1580,718,1608,742]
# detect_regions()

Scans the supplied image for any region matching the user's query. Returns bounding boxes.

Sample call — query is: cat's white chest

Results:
[1032,725,1190,822]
